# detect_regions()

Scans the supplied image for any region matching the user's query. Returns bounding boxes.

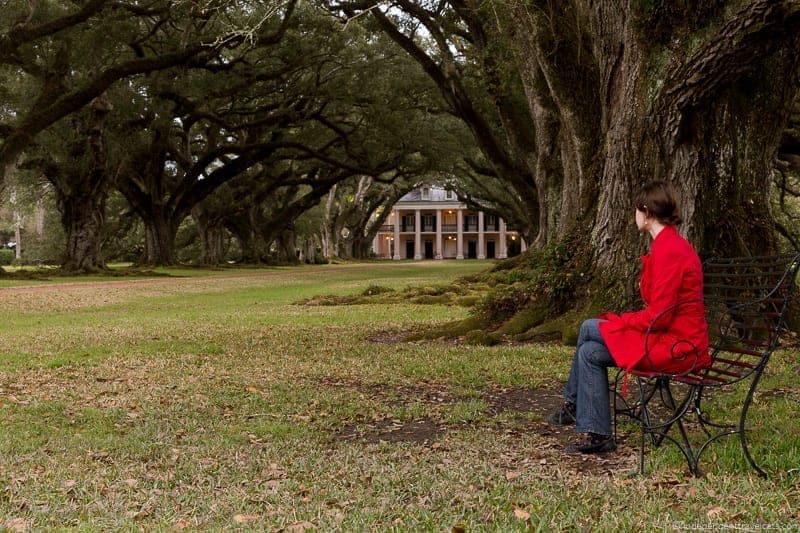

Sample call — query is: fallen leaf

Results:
[174,518,191,529]
[3,518,27,532]
[505,471,521,481]
[707,506,726,519]
[123,479,138,488]
[513,508,531,521]
[233,514,260,524]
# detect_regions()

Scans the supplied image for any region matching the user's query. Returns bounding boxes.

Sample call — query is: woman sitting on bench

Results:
[547,180,710,454]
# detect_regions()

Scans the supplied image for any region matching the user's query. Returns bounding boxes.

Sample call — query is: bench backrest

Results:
[693,253,800,386]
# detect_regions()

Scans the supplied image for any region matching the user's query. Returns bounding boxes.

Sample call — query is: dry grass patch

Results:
[2,261,800,530]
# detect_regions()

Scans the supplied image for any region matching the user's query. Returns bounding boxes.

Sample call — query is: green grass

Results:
[1,260,799,530]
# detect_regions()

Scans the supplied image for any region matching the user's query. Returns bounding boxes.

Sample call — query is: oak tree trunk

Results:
[60,193,107,272]
[54,96,114,273]
[142,208,178,266]
[192,206,228,265]
[502,0,800,308]
[386,1,800,340]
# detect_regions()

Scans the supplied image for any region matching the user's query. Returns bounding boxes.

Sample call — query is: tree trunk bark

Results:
[60,192,107,272]
[274,228,299,264]
[54,95,113,273]
[142,209,178,266]
[501,0,800,309]
[350,234,373,259]
[192,206,228,265]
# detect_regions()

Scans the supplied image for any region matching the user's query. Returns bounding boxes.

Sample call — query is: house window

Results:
[423,214,436,232]
[422,187,430,200]
[446,190,455,200]
[402,214,416,231]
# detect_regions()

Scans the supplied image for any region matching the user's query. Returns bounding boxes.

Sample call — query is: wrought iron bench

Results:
[614,252,800,476]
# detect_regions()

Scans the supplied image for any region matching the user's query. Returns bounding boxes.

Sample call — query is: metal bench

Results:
[614,252,800,476]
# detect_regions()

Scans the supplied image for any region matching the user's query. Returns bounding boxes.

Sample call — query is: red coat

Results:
[599,225,710,373]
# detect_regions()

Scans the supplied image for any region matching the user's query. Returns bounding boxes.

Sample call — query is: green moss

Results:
[494,303,551,336]
[410,294,453,305]
[463,329,498,346]
[455,295,480,307]
[404,315,490,342]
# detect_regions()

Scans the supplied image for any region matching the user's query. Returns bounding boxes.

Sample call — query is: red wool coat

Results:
[599,225,710,374]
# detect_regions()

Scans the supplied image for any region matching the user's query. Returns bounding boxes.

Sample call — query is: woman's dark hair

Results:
[634,180,683,226]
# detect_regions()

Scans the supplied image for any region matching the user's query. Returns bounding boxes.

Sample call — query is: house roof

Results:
[396,186,455,203]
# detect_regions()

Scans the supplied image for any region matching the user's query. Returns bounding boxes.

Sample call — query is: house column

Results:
[498,218,507,259]
[456,209,464,259]
[477,211,486,259]
[414,209,422,260]
[393,210,401,260]
[435,209,443,260]
[373,234,380,258]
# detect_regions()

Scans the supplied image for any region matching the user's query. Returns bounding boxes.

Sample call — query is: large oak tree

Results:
[331,0,800,332]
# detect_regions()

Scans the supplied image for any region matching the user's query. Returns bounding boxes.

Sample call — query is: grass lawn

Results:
[1,260,799,530]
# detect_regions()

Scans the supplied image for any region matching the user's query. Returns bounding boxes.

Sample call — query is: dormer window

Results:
[446,190,455,200]
[422,187,430,200]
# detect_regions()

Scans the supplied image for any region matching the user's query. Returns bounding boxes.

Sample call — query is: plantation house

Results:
[372,186,526,260]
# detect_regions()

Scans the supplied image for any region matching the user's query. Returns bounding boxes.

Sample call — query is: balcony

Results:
[379,224,394,232]
[442,224,457,232]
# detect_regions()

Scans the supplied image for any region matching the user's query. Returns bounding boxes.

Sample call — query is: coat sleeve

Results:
[615,247,684,332]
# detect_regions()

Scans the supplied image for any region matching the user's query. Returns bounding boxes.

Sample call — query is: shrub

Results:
[0,249,14,265]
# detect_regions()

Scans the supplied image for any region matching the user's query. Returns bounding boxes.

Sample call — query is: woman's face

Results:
[635,208,648,232]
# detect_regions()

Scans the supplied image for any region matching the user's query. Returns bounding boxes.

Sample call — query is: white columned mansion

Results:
[372,186,527,260]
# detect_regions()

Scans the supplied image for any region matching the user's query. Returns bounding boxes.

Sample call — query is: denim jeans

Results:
[563,318,617,436]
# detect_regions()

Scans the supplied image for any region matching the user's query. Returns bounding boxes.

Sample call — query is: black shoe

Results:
[546,402,576,425]
[565,433,616,454]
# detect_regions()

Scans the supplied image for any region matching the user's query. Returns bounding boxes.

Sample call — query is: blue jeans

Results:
[563,319,617,436]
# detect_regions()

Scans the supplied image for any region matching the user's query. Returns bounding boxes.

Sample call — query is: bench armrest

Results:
[639,297,705,377]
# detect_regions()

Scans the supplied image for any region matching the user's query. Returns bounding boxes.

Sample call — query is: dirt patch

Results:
[322,378,639,475]
[483,386,564,416]
[338,417,445,444]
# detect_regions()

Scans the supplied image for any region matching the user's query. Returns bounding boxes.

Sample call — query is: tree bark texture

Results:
[497,0,800,298]
[142,208,179,266]
[53,96,113,272]
[192,206,229,265]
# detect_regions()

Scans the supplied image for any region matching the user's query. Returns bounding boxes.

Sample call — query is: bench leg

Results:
[693,374,769,478]
[739,372,768,478]
[635,378,700,475]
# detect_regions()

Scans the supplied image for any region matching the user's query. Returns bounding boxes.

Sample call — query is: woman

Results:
[547,180,710,454]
